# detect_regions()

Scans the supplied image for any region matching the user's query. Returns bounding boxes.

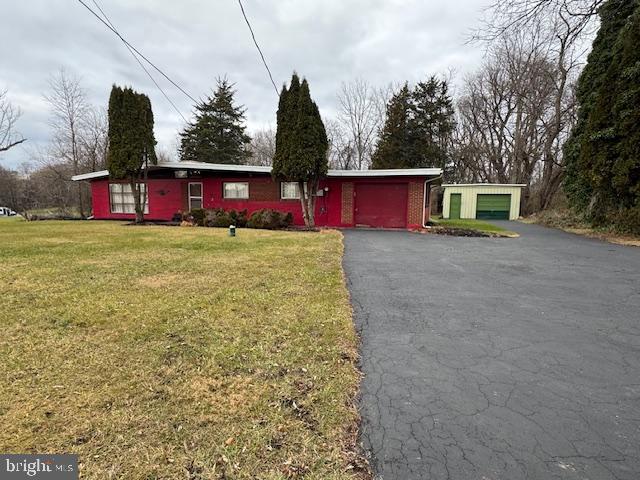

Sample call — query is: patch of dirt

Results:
[430,227,491,237]
[416,227,516,238]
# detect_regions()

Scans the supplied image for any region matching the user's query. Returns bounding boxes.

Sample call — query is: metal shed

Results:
[442,184,525,220]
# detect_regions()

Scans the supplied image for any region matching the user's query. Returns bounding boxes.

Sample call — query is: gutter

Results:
[422,175,443,228]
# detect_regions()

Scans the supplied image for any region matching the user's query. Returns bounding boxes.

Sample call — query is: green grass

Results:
[434,217,511,234]
[0,221,365,479]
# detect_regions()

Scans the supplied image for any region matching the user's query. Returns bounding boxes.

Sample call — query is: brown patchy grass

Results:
[523,210,640,247]
[0,219,368,479]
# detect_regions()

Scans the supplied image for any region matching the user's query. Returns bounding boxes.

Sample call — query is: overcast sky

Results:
[0,0,492,169]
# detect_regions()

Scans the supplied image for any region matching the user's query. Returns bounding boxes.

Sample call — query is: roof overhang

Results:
[442,183,526,188]
[72,170,110,181]
[72,161,443,181]
[328,167,441,177]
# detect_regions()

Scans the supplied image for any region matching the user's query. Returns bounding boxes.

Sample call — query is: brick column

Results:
[407,182,424,227]
[341,182,354,225]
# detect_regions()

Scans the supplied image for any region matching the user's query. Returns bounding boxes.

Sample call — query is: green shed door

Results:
[476,194,511,220]
[449,193,462,219]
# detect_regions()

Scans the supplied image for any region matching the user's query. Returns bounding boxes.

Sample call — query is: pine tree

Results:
[371,78,455,171]
[179,78,251,164]
[107,85,157,223]
[409,76,455,173]
[371,84,412,169]
[272,73,328,228]
[563,0,640,226]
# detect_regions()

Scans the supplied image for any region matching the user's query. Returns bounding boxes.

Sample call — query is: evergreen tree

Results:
[371,78,455,172]
[273,74,301,178]
[107,85,157,223]
[371,84,412,169]
[179,78,251,164]
[563,0,640,231]
[272,73,328,228]
[409,76,455,173]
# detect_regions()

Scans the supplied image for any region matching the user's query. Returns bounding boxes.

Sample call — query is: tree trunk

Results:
[306,179,317,228]
[70,123,85,219]
[298,179,317,229]
[130,176,147,224]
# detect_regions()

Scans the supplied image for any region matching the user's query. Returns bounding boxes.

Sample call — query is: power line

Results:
[89,0,189,124]
[237,0,280,97]
[76,0,199,105]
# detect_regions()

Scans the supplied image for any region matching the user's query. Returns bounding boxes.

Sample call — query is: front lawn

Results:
[0,221,365,479]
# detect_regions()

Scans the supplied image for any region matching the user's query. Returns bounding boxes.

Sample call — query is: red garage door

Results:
[355,183,407,228]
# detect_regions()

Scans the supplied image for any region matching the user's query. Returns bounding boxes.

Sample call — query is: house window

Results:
[188,182,203,209]
[280,182,309,199]
[223,182,249,199]
[281,181,301,200]
[109,183,148,214]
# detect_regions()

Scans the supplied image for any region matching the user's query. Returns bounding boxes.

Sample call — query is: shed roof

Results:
[72,161,442,181]
[442,183,526,188]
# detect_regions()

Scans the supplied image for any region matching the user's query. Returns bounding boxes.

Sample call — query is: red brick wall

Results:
[407,182,424,227]
[249,179,280,201]
[341,182,354,225]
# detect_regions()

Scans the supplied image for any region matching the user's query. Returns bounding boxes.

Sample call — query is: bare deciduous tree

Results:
[459,0,592,213]
[79,106,109,172]
[326,119,355,170]
[44,69,90,217]
[247,127,276,166]
[40,69,110,217]
[457,30,578,212]
[0,89,26,153]
[336,79,387,170]
[0,164,21,208]
[476,0,603,42]
[156,148,176,164]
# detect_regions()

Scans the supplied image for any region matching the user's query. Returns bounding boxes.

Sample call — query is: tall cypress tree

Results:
[107,85,157,223]
[272,73,328,228]
[273,74,301,178]
[179,78,251,164]
[564,0,640,230]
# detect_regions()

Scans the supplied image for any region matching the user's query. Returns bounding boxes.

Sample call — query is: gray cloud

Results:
[0,0,489,168]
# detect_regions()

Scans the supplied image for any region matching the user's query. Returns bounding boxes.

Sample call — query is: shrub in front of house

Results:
[190,208,206,226]
[204,208,247,228]
[228,209,248,228]
[203,208,229,227]
[188,208,290,229]
[247,209,293,230]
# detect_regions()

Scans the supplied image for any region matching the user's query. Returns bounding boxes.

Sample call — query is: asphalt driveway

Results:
[343,223,640,480]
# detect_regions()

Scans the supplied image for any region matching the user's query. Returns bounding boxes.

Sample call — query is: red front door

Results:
[355,183,408,228]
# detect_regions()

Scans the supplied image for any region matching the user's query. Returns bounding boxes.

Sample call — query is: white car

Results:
[0,206,18,216]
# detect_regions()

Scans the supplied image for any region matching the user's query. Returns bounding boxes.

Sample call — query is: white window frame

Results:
[281,181,300,200]
[109,183,148,214]
[188,182,203,210]
[223,182,249,200]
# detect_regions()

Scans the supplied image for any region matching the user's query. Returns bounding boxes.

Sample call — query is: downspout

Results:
[422,175,443,228]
